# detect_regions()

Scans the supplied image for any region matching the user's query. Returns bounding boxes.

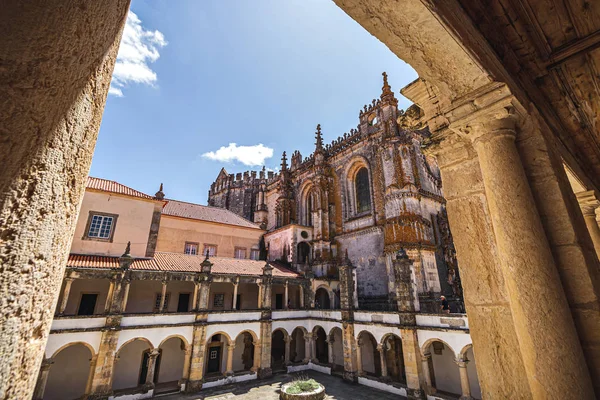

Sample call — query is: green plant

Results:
[285,378,320,394]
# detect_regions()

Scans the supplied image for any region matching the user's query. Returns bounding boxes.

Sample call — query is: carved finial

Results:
[315,124,323,152]
[280,151,288,171]
[381,71,396,104]
[155,183,165,200]
[123,241,131,257]
[204,249,210,260]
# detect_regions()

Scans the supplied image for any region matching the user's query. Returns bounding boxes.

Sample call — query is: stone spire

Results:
[380,72,397,105]
[280,151,288,171]
[315,124,323,152]
[155,183,165,200]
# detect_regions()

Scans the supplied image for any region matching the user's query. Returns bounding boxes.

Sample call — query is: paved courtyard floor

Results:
[160,370,405,400]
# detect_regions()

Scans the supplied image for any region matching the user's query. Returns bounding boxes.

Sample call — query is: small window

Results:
[155,293,170,312]
[355,167,371,213]
[250,248,260,260]
[85,212,118,241]
[234,247,246,259]
[184,242,199,255]
[203,244,217,257]
[213,293,225,308]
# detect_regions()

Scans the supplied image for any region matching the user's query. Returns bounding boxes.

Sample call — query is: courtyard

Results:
[161,371,404,400]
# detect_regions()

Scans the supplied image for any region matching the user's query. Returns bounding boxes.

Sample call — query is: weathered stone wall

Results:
[0,2,130,398]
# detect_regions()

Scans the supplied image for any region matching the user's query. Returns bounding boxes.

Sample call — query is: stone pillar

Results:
[251,342,261,372]
[393,250,416,312]
[355,339,363,376]
[258,319,273,378]
[144,349,160,389]
[420,352,434,395]
[120,279,131,313]
[401,329,426,400]
[104,278,116,313]
[460,109,594,397]
[304,333,313,363]
[284,337,291,365]
[197,279,211,311]
[84,355,99,397]
[187,324,207,392]
[257,282,263,309]
[232,280,239,310]
[57,277,75,315]
[192,282,199,312]
[456,357,472,400]
[377,344,388,378]
[32,359,52,400]
[0,2,129,397]
[225,344,235,376]
[181,347,192,383]
[299,285,305,308]
[87,318,121,398]
[159,280,168,313]
[576,191,600,259]
[327,339,334,365]
[310,333,318,363]
[284,280,289,308]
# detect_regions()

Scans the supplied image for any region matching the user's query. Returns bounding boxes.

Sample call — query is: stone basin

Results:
[280,382,326,400]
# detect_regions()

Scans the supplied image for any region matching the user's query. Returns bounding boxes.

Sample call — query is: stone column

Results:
[197,279,211,311]
[159,280,168,313]
[400,329,426,400]
[257,282,263,309]
[377,344,388,378]
[258,319,273,378]
[232,279,239,310]
[0,2,129,397]
[460,109,594,397]
[225,344,235,376]
[284,280,289,308]
[32,359,52,400]
[104,278,115,313]
[192,282,199,312]
[144,349,160,389]
[327,339,334,365]
[304,333,313,363]
[299,285,305,308]
[251,342,261,372]
[311,333,318,363]
[576,190,600,259]
[355,339,363,376]
[84,355,99,397]
[456,357,472,400]
[284,337,291,365]
[187,325,207,392]
[120,279,131,313]
[57,277,75,315]
[420,352,434,395]
[181,347,192,381]
[87,318,121,398]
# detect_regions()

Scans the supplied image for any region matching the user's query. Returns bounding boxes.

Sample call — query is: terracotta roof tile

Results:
[162,199,262,229]
[86,177,154,200]
[66,252,300,278]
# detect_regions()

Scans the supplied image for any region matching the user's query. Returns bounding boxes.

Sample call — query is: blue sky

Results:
[92,0,418,204]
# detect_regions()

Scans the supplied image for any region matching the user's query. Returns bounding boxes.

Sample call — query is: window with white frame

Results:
[85,212,117,240]
[203,244,217,257]
[234,247,246,259]
[184,242,199,255]
[250,248,260,260]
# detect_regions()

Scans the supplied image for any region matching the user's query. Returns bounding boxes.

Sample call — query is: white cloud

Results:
[202,143,274,166]
[109,11,167,97]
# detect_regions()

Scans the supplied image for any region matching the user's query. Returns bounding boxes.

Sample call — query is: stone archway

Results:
[113,338,154,391]
[357,331,380,377]
[271,329,287,371]
[157,337,187,389]
[44,343,93,400]
[289,328,307,363]
[329,327,344,373]
[315,287,331,309]
[381,334,405,383]
[232,331,255,373]
[313,326,328,364]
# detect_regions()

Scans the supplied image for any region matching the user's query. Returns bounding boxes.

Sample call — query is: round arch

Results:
[157,336,188,386]
[50,340,96,360]
[422,338,461,396]
[315,286,332,309]
[381,333,406,383]
[113,337,154,391]
[357,330,381,377]
[117,336,154,355]
[45,342,93,400]
[207,331,233,344]
[158,334,190,350]
[272,327,290,340]
[290,327,307,363]
[420,337,456,358]
[343,156,374,218]
[313,325,328,364]
[328,327,344,371]
[233,331,256,372]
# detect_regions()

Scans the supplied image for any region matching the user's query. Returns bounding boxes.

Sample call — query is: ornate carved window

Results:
[355,167,371,213]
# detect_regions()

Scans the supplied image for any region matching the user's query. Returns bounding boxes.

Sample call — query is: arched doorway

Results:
[113,338,154,391]
[382,334,405,383]
[461,345,481,399]
[297,242,310,265]
[44,343,93,400]
[157,337,187,391]
[313,326,328,364]
[232,331,255,372]
[358,331,380,377]
[271,329,287,371]
[290,327,306,363]
[205,333,230,376]
[424,340,461,396]
[329,327,344,373]
[315,287,330,309]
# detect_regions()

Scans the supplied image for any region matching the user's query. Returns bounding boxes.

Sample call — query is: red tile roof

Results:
[66,252,300,278]
[162,199,262,230]
[86,177,154,200]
